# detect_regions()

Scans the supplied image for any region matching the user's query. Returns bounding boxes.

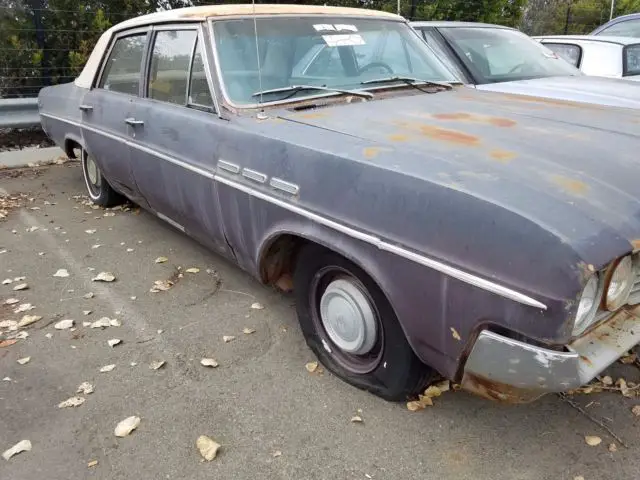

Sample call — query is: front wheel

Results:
[81,149,124,208]
[294,244,434,401]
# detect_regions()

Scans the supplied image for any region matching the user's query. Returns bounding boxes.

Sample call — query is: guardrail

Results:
[0,98,40,129]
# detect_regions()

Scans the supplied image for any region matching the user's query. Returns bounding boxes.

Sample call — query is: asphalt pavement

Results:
[1,162,639,480]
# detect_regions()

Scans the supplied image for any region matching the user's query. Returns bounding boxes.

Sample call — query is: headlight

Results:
[605,256,634,311]
[573,275,600,335]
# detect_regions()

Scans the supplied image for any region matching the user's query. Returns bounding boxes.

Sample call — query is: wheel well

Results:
[259,234,309,292]
[63,138,82,159]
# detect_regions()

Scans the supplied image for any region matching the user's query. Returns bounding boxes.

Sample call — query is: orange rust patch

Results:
[489,149,517,164]
[296,112,328,120]
[579,355,593,367]
[419,125,480,146]
[388,133,409,142]
[363,147,382,159]
[551,175,589,196]
[433,112,516,128]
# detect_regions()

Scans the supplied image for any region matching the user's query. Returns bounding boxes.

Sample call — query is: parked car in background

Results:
[591,12,640,37]
[39,5,640,405]
[535,35,640,81]
[412,21,640,107]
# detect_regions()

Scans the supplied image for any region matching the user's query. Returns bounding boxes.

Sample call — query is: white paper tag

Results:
[322,34,366,47]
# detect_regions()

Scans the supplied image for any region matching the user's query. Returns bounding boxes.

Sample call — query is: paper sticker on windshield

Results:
[322,34,366,47]
[314,24,358,32]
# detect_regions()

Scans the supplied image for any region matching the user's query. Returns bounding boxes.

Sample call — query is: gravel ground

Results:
[0,128,54,152]
[1,163,639,480]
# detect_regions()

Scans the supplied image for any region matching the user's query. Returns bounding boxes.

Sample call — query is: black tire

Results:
[81,149,124,208]
[294,244,434,401]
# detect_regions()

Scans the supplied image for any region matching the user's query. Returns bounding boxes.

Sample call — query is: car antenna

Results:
[252,0,267,119]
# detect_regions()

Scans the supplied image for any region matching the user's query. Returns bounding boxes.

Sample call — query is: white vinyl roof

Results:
[75,4,402,88]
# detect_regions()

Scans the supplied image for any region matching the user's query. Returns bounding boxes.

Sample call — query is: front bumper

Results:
[461,305,640,403]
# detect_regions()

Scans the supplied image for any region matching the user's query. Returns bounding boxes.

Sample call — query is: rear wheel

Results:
[81,149,124,208]
[294,244,434,401]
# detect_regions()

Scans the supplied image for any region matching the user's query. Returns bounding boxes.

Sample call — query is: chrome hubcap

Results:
[86,156,98,185]
[319,278,377,355]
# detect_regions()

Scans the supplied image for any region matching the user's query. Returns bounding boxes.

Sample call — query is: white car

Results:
[535,35,640,81]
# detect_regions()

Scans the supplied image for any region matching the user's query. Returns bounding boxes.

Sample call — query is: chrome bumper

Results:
[461,306,640,403]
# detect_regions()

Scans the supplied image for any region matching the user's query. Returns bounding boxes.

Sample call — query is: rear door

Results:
[129,24,232,256]
[80,29,149,200]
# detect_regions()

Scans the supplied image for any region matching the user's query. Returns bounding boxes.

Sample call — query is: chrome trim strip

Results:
[41,112,547,310]
[197,23,222,117]
[241,168,267,184]
[217,160,240,174]
[215,175,547,310]
[270,177,299,195]
[157,212,185,232]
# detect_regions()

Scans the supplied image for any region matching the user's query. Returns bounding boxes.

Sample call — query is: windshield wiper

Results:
[252,84,373,100]
[360,76,453,91]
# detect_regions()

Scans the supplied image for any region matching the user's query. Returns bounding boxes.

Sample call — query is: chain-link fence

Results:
[0,0,634,98]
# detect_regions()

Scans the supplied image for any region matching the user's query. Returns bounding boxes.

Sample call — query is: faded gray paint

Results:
[38,15,640,399]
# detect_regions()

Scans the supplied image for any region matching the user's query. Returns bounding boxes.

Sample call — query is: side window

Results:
[189,39,214,106]
[599,19,640,38]
[148,29,197,105]
[421,29,462,77]
[544,43,582,67]
[99,34,147,95]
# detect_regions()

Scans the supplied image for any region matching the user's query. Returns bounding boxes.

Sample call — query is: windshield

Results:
[624,44,640,77]
[439,27,581,84]
[212,17,457,106]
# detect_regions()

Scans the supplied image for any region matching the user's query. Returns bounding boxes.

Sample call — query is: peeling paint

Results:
[551,175,589,196]
[387,133,409,142]
[418,124,480,146]
[489,149,517,164]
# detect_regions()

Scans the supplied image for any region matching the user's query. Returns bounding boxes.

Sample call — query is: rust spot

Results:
[418,125,480,146]
[433,112,516,128]
[498,93,605,111]
[388,133,409,142]
[551,175,589,196]
[363,146,381,159]
[461,372,544,404]
[296,112,328,120]
[489,149,517,164]
[579,355,593,367]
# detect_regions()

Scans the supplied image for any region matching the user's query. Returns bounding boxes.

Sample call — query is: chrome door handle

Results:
[79,104,93,112]
[124,118,144,127]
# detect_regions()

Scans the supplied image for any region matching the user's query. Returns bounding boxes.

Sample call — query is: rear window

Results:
[598,19,640,37]
[624,44,640,76]
[544,43,581,67]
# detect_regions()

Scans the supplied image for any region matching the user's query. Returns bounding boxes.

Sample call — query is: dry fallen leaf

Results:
[99,364,116,373]
[90,317,112,329]
[92,272,115,282]
[45,333,52,339]
[83,310,92,316]
[417,395,434,407]
[406,401,426,412]
[574,477,585,480]
[2,439,32,461]
[110,319,121,327]
[1,278,12,285]
[115,416,140,437]
[609,443,617,452]
[17,357,31,365]
[272,450,282,458]
[107,339,122,348]
[150,279,173,293]
[0,320,18,330]
[616,378,634,398]
[185,267,200,273]
[53,269,70,278]
[15,331,29,339]
[54,319,74,330]
[223,335,236,343]
[85,229,97,234]
[17,314,42,328]
[242,327,256,335]
[305,361,319,373]
[601,376,613,386]
[58,396,85,408]
[87,460,98,468]
[155,256,168,264]
[13,303,35,314]
[201,358,219,368]
[77,382,94,395]
[423,386,443,399]
[632,405,640,417]
[620,352,637,364]
[585,435,602,446]
[13,283,28,291]
[196,435,221,461]
[450,327,461,341]
[149,360,165,370]
[350,415,363,423]
[83,292,95,299]
[4,298,20,305]
[251,302,264,310]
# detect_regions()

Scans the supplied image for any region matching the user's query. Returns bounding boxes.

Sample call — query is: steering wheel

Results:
[359,61,394,75]
[508,63,527,74]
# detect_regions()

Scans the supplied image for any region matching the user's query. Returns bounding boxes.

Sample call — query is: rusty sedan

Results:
[38,5,640,403]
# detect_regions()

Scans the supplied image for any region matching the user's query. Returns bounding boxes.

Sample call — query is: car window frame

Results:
[94,27,151,98]
[417,27,472,83]
[541,41,583,67]
[143,23,218,114]
[622,43,640,77]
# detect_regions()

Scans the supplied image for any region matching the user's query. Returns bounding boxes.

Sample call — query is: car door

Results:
[80,29,149,200]
[129,25,232,256]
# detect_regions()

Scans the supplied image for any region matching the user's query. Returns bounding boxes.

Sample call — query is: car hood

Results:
[277,87,640,267]
[476,75,640,109]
